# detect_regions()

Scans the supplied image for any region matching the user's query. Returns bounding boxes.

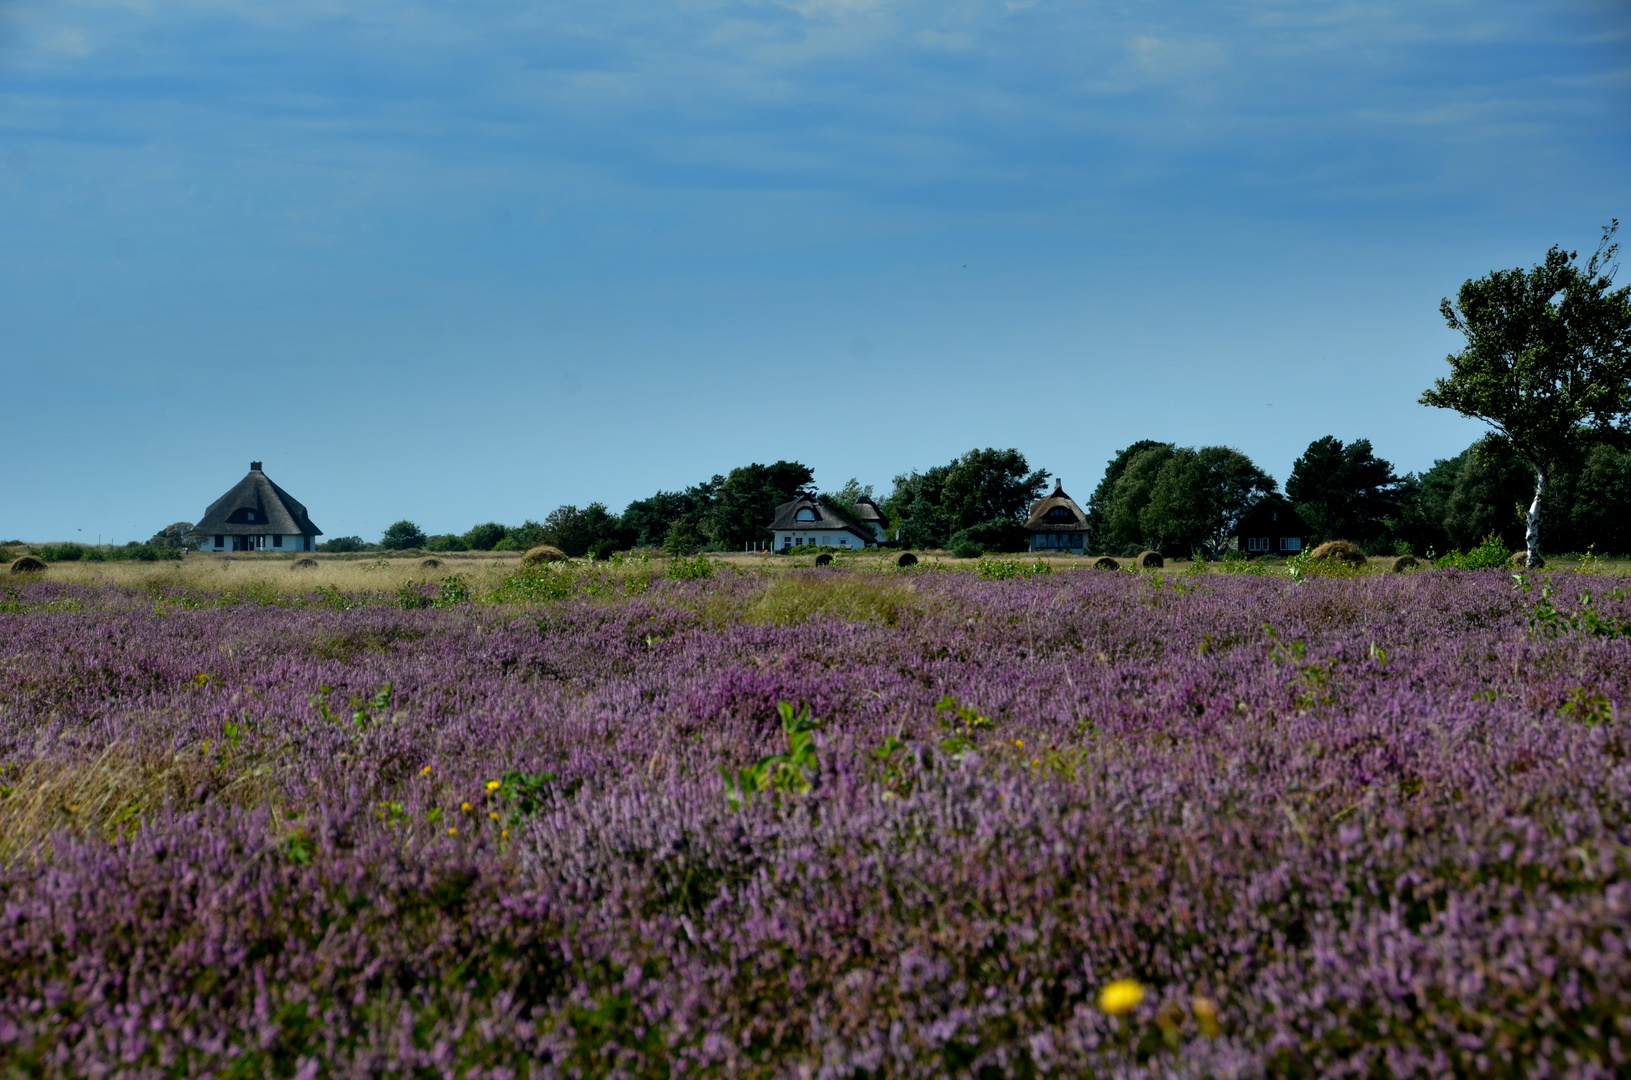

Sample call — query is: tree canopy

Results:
[1098,443,1273,557]
[1285,436,1401,546]
[1421,222,1631,563]
[883,448,1048,552]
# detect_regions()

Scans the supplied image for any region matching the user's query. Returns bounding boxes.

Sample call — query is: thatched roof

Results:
[850,496,886,526]
[770,494,871,539]
[196,463,322,537]
[1025,480,1088,533]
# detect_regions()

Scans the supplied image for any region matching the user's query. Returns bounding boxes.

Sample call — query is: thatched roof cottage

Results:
[768,493,874,551]
[1025,480,1088,552]
[196,462,322,553]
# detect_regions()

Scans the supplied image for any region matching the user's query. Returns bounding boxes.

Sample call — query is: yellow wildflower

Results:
[448,827,458,835]
[486,780,501,793]
[1191,996,1220,1038]
[420,765,432,775]
[488,811,499,821]
[501,829,509,840]
[1098,979,1145,1016]
[460,801,472,814]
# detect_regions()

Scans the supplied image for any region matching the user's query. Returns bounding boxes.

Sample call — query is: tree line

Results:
[315,222,1628,563]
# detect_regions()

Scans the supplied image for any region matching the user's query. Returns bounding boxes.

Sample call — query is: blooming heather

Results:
[0,568,1627,1077]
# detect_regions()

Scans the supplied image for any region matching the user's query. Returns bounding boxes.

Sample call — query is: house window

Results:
[796,508,817,521]
[1247,537,1270,552]
[273,535,283,548]
[246,511,255,522]
[215,535,223,548]
[1281,537,1302,552]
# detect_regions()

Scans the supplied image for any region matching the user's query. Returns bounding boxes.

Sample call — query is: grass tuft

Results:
[744,573,918,626]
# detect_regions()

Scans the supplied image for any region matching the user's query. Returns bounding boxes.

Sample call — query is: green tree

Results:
[1085,440,1174,552]
[622,481,719,549]
[462,522,507,551]
[699,461,814,549]
[1571,443,1631,554]
[1138,447,1276,558]
[824,477,874,522]
[539,502,627,557]
[883,464,953,549]
[662,519,700,556]
[883,449,1046,553]
[1104,444,1176,552]
[1285,436,1401,547]
[147,522,201,551]
[1421,222,1631,567]
[380,520,426,550]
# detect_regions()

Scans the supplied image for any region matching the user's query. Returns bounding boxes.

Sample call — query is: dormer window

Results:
[246,511,255,522]
[795,508,818,522]
[1044,506,1075,522]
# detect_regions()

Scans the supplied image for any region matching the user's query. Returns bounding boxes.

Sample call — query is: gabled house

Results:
[769,493,874,551]
[849,496,889,543]
[1234,495,1309,555]
[197,462,322,553]
[1024,480,1089,552]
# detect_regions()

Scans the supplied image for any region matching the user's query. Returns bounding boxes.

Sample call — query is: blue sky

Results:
[1,0,1627,543]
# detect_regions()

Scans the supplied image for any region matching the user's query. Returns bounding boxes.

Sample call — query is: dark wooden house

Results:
[1234,495,1309,556]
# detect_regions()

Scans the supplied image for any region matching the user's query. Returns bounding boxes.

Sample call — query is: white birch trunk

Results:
[1525,469,1546,568]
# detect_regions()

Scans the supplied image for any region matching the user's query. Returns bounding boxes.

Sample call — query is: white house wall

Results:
[773,530,869,550]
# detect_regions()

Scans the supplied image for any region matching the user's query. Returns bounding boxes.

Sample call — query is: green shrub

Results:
[951,541,983,559]
[35,543,86,562]
[667,555,715,581]
[1436,533,1510,570]
[589,539,619,561]
[425,534,469,552]
[318,536,372,553]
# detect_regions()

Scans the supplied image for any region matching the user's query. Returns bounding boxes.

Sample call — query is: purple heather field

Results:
[0,566,1628,1078]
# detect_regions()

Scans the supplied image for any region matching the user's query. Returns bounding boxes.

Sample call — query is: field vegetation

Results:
[0,561,1628,1075]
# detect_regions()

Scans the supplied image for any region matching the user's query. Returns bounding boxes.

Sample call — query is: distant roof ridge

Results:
[196,463,323,537]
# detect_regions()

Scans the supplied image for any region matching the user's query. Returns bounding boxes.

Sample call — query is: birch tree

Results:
[1421,222,1631,568]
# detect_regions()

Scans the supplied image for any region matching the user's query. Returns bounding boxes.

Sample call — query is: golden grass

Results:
[31,551,526,595]
[743,574,920,626]
[0,742,280,867]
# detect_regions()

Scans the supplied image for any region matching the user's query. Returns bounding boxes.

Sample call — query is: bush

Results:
[425,534,469,553]
[667,555,715,581]
[949,519,1028,554]
[662,520,701,557]
[381,521,427,551]
[950,541,983,559]
[1436,534,1510,570]
[589,539,619,561]
[34,543,86,562]
[318,536,372,553]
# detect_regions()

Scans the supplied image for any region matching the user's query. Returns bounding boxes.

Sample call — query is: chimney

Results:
[250,461,263,472]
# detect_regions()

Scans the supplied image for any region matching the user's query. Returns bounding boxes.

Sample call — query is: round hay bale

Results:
[896,552,918,568]
[1092,556,1120,570]
[523,545,566,565]
[1134,550,1163,570]
[1508,550,1544,570]
[291,557,319,570]
[1308,540,1367,567]
[1388,555,1419,573]
[814,553,832,566]
[9,555,47,574]
[419,557,443,569]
